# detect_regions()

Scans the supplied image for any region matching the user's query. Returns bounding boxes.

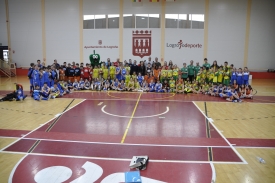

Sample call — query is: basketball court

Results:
[0,77,275,183]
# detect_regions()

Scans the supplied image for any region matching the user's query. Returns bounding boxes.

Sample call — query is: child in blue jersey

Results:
[0,84,27,102]
[57,82,65,96]
[230,68,237,85]
[33,85,42,101]
[16,84,27,101]
[218,84,224,95]
[41,82,50,100]
[32,65,40,89]
[243,67,250,85]
[117,80,126,91]
[112,78,119,90]
[210,84,219,96]
[102,80,110,91]
[115,66,121,81]
[142,81,149,92]
[48,68,53,87]
[236,68,243,86]
[94,78,102,91]
[148,79,155,92]
[155,80,163,92]
[121,66,127,81]
[27,63,35,93]
[73,79,79,90]
[78,78,85,90]
[43,67,49,87]
[84,79,90,90]
[51,66,57,87]
[39,68,44,88]
[67,80,73,92]
[137,72,144,86]
[50,83,60,99]
[90,80,94,90]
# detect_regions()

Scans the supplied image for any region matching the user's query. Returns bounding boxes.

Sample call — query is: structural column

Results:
[244,0,252,67]
[203,0,209,59]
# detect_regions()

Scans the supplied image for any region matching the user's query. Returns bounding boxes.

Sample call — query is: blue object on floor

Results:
[125,171,142,183]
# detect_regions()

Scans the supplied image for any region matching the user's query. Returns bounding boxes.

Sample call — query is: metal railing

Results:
[0,59,16,77]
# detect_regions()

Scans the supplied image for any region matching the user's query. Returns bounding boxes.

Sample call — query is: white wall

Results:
[83,0,120,15]
[248,0,275,70]
[9,0,42,67]
[1,0,274,69]
[166,0,205,14]
[165,29,204,66]
[0,0,8,46]
[83,29,119,64]
[45,0,80,65]
[208,0,247,68]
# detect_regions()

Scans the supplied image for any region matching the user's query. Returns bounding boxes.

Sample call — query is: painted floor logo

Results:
[166,40,202,49]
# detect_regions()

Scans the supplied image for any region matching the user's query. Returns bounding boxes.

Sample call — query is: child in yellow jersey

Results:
[223,67,230,86]
[201,81,210,95]
[98,65,103,79]
[167,66,173,80]
[125,64,130,74]
[133,79,140,92]
[109,63,116,80]
[160,66,167,83]
[196,67,203,81]
[208,68,214,84]
[176,82,184,94]
[213,68,219,84]
[202,67,207,80]
[92,66,99,80]
[169,77,176,92]
[127,77,135,91]
[124,71,131,86]
[192,81,201,94]
[172,66,179,81]
[217,67,224,84]
[184,80,192,93]
[102,65,109,80]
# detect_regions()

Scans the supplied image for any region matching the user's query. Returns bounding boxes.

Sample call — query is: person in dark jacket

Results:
[138,61,146,76]
[130,60,139,75]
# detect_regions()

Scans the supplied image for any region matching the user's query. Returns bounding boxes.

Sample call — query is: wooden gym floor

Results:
[0,76,274,183]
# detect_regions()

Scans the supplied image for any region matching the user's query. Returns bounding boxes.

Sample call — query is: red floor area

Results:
[60,91,275,103]
[29,140,209,161]
[228,138,275,147]
[4,139,37,152]
[0,129,30,137]
[11,155,213,183]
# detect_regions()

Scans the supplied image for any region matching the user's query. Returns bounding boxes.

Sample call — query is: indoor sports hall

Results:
[0,0,275,183]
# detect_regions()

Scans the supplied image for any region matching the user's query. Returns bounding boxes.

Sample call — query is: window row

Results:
[83,14,204,29]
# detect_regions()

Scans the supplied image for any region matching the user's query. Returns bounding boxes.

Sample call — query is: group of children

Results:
[26,59,254,102]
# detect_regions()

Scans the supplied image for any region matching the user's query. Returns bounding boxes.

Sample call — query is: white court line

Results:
[210,162,216,183]
[192,101,248,164]
[0,99,86,152]
[1,151,247,164]
[235,146,275,149]
[8,154,28,183]
[19,137,233,148]
[101,105,169,118]
[97,102,103,106]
